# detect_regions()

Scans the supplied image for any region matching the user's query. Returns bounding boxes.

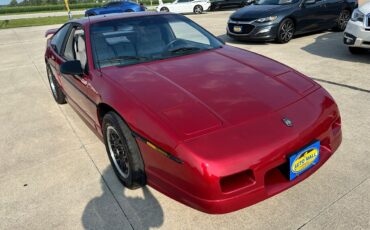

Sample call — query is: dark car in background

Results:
[85,1,145,16]
[210,0,253,10]
[227,0,358,43]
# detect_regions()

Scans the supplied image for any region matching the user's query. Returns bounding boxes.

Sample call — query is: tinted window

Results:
[90,15,222,68]
[105,2,121,7]
[51,24,70,54]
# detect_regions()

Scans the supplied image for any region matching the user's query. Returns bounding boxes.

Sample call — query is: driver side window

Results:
[50,24,70,54]
[63,27,88,71]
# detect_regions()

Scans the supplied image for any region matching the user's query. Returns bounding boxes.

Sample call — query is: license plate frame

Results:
[233,25,242,33]
[289,140,320,181]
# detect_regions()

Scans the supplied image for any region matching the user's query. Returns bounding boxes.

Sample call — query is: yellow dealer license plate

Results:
[289,141,320,180]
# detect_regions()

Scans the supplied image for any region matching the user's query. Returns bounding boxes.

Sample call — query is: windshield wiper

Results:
[100,55,150,63]
[168,47,202,54]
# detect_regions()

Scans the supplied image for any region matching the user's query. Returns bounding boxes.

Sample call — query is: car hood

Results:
[230,4,292,20]
[359,2,370,13]
[85,7,100,13]
[102,46,319,139]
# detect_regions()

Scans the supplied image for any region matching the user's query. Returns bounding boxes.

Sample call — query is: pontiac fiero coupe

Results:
[45,12,342,213]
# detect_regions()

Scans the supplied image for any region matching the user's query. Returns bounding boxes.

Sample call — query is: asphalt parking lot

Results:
[0,10,370,230]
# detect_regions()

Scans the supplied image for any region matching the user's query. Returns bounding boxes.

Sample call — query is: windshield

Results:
[254,0,298,5]
[90,14,222,68]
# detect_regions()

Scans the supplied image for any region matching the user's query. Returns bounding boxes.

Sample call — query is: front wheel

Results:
[276,18,295,43]
[333,9,351,31]
[193,5,203,14]
[102,112,146,189]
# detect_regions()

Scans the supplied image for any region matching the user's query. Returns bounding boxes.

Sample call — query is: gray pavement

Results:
[0,11,370,230]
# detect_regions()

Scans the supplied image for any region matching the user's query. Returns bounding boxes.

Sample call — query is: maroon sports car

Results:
[44,12,342,214]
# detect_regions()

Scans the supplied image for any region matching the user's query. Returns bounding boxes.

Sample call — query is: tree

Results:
[9,0,18,6]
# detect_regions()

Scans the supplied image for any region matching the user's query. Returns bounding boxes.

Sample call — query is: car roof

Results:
[71,12,175,26]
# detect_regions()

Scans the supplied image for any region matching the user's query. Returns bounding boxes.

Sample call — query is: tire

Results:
[160,7,169,12]
[348,47,367,54]
[194,5,203,14]
[102,111,146,189]
[276,18,295,44]
[46,64,66,104]
[333,9,351,32]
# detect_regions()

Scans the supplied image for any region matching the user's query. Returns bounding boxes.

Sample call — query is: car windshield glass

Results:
[90,14,223,68]
[254,0,298,5]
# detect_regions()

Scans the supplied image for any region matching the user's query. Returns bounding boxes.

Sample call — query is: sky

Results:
[0,0,23,5]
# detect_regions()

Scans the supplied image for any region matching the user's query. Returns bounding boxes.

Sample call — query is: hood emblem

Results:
[282,117,293,127]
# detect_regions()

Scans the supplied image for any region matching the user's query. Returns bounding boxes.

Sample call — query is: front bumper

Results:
[343,19,370,48]
[227,20,279,41]
[141,87,342,214]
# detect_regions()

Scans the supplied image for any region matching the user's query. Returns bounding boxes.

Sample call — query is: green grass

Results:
[1,9,88,15]
[0,14,84,29]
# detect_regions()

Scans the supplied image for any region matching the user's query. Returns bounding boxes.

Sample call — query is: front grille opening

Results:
[220,169,255,193]
[228,24,255,34]
[264,163,289,195]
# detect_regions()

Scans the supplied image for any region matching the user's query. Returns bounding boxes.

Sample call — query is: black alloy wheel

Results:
[335,10,351,31]
[276,18,295,43]
[103,111,146,189]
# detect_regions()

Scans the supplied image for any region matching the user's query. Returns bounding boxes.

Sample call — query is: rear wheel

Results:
[160,7,169,12]
[194,5,203,14]
[349,47,367,54]
[46,64,66,104]
[334,9,351,31]
[276,18,295,43]
[102,112,146,189]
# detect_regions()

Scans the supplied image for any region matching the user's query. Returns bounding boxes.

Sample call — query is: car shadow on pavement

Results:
[301,32,370,64]
[82,167,164,230]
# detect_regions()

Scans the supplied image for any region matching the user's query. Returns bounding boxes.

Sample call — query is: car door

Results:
[323,0,343,25]
[173,0,192,13]
[59,25,100,127]
[295,0,328,33]
[48,23,71,96]
[228,0,243,7]
[103,2,121,14]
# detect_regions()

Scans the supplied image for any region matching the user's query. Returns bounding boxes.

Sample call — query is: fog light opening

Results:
[220,169,255,193]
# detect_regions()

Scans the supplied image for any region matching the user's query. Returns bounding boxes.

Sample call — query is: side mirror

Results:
[60,60,83,75]
[304,0,316,5]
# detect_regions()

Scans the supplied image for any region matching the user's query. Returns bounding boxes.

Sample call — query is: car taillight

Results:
[220,169,255,193]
